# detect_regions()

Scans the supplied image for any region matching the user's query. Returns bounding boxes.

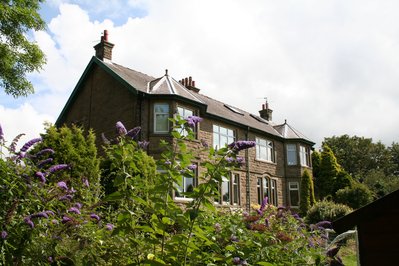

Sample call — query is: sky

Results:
[1,0,399,149]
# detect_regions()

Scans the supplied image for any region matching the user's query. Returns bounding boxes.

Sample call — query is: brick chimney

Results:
[179,76,200,93]
[259,101,273,121]
[94,30,114,61]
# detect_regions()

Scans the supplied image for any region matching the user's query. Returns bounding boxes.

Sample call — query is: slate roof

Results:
[58,56,314,144]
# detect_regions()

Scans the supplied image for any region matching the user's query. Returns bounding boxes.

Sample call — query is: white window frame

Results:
[287,144,297,166]
[175,167,197,201]
[299,145,310,166]
[154,103,169,133]
[289,181,300,207]
[215,173,240,206]
[213,125,235,150]
[257,177,278,206]
[177,106,195,137]
[256,137,274,162]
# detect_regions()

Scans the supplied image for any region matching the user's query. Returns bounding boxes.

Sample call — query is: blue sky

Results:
[2,0,399,149]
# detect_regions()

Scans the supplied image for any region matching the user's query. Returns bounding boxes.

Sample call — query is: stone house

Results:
[56,30,314,211]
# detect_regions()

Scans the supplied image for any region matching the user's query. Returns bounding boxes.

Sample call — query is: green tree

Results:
[34,124,102,202]
[313,145,353,200]
[336,182,373,209]
[300,170,315,215]
[363,169,399,198]
[323,135,393,177]
[0,0,46,97]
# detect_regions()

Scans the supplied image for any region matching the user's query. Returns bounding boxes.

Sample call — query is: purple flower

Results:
[46,210,55,216]
[316,220,332,229]
[51,219,58,225]
[35,148,55,157]
[0,124,4,141]
[20,137,42,152]
[37,158,53,168]
[61,216,72,224]
[57,181,68,190]
[265,218,269,227]
[230,234,239,242]
[105,223,114,231]
[24,217,34,228]
[257,196,268,215]
[138,140,149,149]
[225,157,235,163]
[200,139,208,148]
[68,207,81,215]
[59,194,73,201]
[90,213,100,221]
[1,231,7,239]
[116,121,127,135]
[82,178,90,187]
[9,133,25,153]
[31,212,49,219]
[49,164,70,174]
[35,172,46,183]
[74,202,83,209]
[126,126,141,139]
[48,257,53,263]
[164,160,172,165]
[232,257,241,265]
[68,187,76,194]
[187,164,197,171]
[228,140,256,152]
[185,116,203,128]
[236,156,245,165]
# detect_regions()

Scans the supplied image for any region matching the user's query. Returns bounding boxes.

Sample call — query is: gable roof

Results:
[56,57,314,145]
[333,189,399,234]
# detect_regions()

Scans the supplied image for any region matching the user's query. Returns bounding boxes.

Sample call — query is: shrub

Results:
[300,170,316,215]
[306,200,353,224]
[336,182,373,209]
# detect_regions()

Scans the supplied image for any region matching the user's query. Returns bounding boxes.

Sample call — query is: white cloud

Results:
[0,104,54,151]
[4,0,399,149]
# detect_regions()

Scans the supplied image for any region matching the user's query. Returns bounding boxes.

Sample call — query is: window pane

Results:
[287,144,297,165]
[289,182,299,207]
[213,133,219,149]
[222,176,230,204]
[220,127,227,135]
[233,174,239,205]
[156,114,169,132]
[220,135,228,147]
[257,178,262,204]
[155,104,169,132]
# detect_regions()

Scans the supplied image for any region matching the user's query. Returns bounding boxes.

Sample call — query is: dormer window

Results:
[154,103,169,133]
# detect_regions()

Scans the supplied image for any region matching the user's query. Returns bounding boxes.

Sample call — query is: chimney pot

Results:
[189,76,192,86]
[94,29,115,61]
[192,80,195,87]
[104,30,108,41]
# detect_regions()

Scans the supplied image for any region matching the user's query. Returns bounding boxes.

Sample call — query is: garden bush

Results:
[335,182,373,209]
[306,200,353,224]
[0,119,331,265]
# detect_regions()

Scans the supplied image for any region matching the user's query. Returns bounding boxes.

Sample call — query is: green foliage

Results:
[314,145,349,199]
[1,118,330,265]
[306,200,353,224]
[0,0,46,97]
[363,169,399,198]
[300,170,315,215]
[35,124,102,203]
[323,135,394,177]
[336,182,374,209]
